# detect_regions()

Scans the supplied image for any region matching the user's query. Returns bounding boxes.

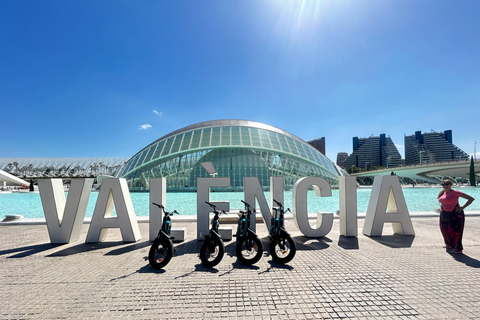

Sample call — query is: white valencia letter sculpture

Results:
[38,178,93,244]
[86,178,141,243]
[362,176,415,237]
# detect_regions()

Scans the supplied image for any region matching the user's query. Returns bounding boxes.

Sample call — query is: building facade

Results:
[307,137,325,155]
[404,130,469,166]
[344,134,402,170]
[336,152,348,169]
[115,120,343,191]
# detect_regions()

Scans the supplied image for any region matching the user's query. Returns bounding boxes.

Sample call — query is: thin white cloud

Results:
[139,124,152,130]
[153,110,163,117]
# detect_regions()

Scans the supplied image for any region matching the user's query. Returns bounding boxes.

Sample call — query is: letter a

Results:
[363,176,415,236]
[86,178,141,243]
[38,178,93,244]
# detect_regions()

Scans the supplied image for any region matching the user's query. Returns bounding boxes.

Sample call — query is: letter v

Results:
[38,178,93,244]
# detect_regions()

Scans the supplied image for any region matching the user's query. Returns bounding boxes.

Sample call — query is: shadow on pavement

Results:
[338,235,359,250]
[366,234,415,248]
[1,243,63,258]
[449,252,480,268]
[293,235,332,250]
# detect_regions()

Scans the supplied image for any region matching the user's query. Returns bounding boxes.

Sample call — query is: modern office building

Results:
[404,130,469,166]
[336,152,348,169]
[307,137,325,155]
[344,134,402,170]
[114,120,343,191]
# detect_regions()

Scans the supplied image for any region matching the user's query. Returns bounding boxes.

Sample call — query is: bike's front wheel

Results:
[200,236,225,268]
[236,234,263,265]
[270,234,296,264]
[149,237,174,269]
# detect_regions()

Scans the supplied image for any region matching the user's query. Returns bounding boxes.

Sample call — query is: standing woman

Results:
[437,179,475,254]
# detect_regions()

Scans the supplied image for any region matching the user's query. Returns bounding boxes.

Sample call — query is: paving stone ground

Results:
[1,217,479,320]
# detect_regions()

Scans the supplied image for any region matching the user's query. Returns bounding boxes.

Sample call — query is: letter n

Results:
[363,176,415,237]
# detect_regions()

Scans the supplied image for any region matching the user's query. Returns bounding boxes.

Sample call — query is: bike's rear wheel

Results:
[236,234,263,265]
[149,237,173,269]
[200,236,225,268]
[270,234,296,264]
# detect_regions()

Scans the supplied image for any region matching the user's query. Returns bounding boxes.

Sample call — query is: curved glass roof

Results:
[117,120,340,180]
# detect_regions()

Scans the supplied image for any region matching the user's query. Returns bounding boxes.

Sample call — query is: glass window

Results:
[269,132,281,151]
[286,137,299,155]
[278,135,291,153]
[170,134,183,154]
[259,129,271,149]
[211,127,221,146]
[231,127,241,146]
[295,140,308,158]
[152,140,165,160]
[161,137,175,157]
[250,129,261,147]
[221,127,231,146]
[180,131,192,151]
[143,145,156,164]
[190,129,202,149]
[240,127,251,146]
[200,128,211,148]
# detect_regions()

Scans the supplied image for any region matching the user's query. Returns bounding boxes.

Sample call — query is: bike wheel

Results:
[236,234,263,265]
[200,236,225,268]
[149,237,173,269]
[270,234,296,264]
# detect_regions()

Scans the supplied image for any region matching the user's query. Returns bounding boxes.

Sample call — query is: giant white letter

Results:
[339,176,358,237]
[149,178,166,241]
[196,177,231,240]
[243,176,284,232]
[38,178,93,244]
[363,176,415,236]
[292,177,333,238]
[86,178,141,243]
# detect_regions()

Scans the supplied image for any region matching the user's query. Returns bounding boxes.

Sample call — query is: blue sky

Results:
[1,0,479,162]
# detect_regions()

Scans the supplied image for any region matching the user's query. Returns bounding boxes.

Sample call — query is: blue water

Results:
[1,187,479,219]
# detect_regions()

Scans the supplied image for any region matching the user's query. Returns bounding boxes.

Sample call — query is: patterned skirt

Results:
[439,209,465,251]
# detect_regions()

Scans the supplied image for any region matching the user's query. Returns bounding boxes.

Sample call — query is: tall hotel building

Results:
[404,130,469,166]
[344,134,402,169]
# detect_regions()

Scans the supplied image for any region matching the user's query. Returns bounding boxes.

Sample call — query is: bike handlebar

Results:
[205,201,226,215]
[152,203,179,215]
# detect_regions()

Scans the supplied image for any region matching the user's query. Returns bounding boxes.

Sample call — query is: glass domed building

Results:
[115,120,343,191]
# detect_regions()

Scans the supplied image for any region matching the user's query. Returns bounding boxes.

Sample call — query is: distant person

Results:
[437,179,475,254]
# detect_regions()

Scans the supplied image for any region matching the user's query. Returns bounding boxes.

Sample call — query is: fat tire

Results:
[149,237,173,269]
[270,234,296,264]
[236,234,263,265]
[200,236,225,268]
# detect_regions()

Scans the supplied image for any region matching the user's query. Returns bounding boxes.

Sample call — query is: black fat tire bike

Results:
[269,199,296,264]
[235,200,263,265]
[200,201,226,267]
[149,203,179,269]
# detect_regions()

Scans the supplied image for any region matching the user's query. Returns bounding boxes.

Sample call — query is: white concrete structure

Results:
[0,169,29,187]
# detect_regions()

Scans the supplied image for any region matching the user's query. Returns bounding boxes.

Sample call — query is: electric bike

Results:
[269,199,296,264]
[235,200,263,265]
[149,203,179,269]
[200,201,226,267]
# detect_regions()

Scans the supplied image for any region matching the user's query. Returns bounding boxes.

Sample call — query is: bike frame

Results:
[270,199,290,237]
[205,201,223,240]
[237,200,255,238]
[153,203,178,239]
